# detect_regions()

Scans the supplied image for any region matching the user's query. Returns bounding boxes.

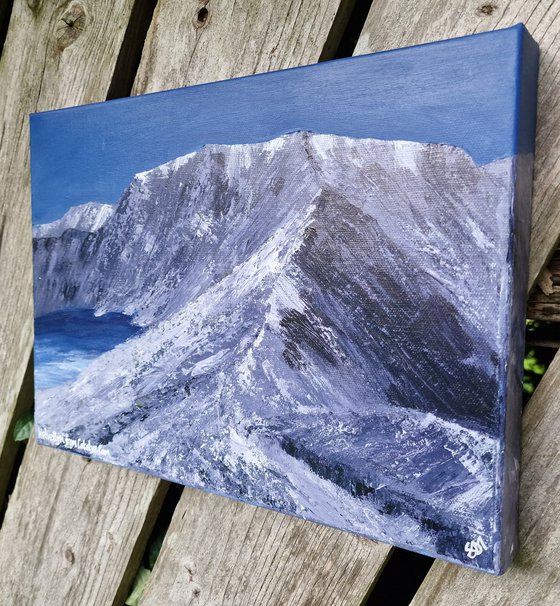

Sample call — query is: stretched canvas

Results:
[31,25,539,574]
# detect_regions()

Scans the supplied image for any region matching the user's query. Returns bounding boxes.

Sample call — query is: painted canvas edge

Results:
[496,25,539,575]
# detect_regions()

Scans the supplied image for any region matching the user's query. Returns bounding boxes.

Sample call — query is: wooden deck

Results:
[0,1,559,604]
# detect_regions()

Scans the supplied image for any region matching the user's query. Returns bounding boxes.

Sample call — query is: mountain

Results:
[33,132,519,569]
[32,202,114,238]
[33,131,513,430]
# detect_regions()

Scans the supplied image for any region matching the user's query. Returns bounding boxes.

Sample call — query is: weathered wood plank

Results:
[0,353,32,519]
[132,0,355,95]
[355,0,560,292]
[0,1,168,604]
[528,248,560,320]
[0,0,13,59]
[126,1,391,603]
[0,437,166,606]
[141,487,390,606]
[410,348,560,606]
[0,0,142,504]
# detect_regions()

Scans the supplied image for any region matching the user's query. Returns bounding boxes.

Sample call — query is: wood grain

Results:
[132,0,355,95]
[527,248,560,320]
[0,0,13,59]
[410,348,560,606]
[0,2,168,604]
[355,0,560,292]
[129,1,391,604]
[141,487,390,606]
[0,438,166,606]
[0,0,138,503]
[0,354,33,517]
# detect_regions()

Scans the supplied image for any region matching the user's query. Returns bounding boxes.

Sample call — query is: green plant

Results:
[13,412,33,442]
[523,320,550,397]
[124,528,166,605]
[125,567,151,606]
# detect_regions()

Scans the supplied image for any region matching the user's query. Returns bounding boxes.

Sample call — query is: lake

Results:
[34,308,142,390]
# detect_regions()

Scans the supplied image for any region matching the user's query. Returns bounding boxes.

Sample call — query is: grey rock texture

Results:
[33,132,522,571]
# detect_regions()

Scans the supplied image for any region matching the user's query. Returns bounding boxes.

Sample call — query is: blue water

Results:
[34,308,141,390]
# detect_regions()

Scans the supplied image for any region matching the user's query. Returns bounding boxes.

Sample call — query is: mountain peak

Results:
[33,202,114,239]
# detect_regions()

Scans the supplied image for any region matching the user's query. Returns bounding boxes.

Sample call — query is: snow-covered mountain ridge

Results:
[33,131,520,570]
[33,202,114,238]
[33,131,512,326]
[33,131,515,433]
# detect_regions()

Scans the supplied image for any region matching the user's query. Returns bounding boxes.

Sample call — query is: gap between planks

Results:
[528,248,560,321]
[0,0,14,60]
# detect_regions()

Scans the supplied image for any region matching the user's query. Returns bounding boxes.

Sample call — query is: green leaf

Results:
[13,412,34,442]
[148,531,165,569]
[524,349,549,376]
[125,567,151,606]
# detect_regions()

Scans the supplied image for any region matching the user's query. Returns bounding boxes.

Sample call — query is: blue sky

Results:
[30,25,537,224]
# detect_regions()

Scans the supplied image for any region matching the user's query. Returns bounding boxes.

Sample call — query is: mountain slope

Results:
[33,131,518,570]
[33,132,513,432]
[33,132,512,330]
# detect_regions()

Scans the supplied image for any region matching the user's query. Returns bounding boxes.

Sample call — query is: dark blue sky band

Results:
[30,24,539,224]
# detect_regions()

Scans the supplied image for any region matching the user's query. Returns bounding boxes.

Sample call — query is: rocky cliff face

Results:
[34,132,518,570]
[33,202,114,238]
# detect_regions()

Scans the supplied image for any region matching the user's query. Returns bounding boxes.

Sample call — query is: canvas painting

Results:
[31,25,539,574]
